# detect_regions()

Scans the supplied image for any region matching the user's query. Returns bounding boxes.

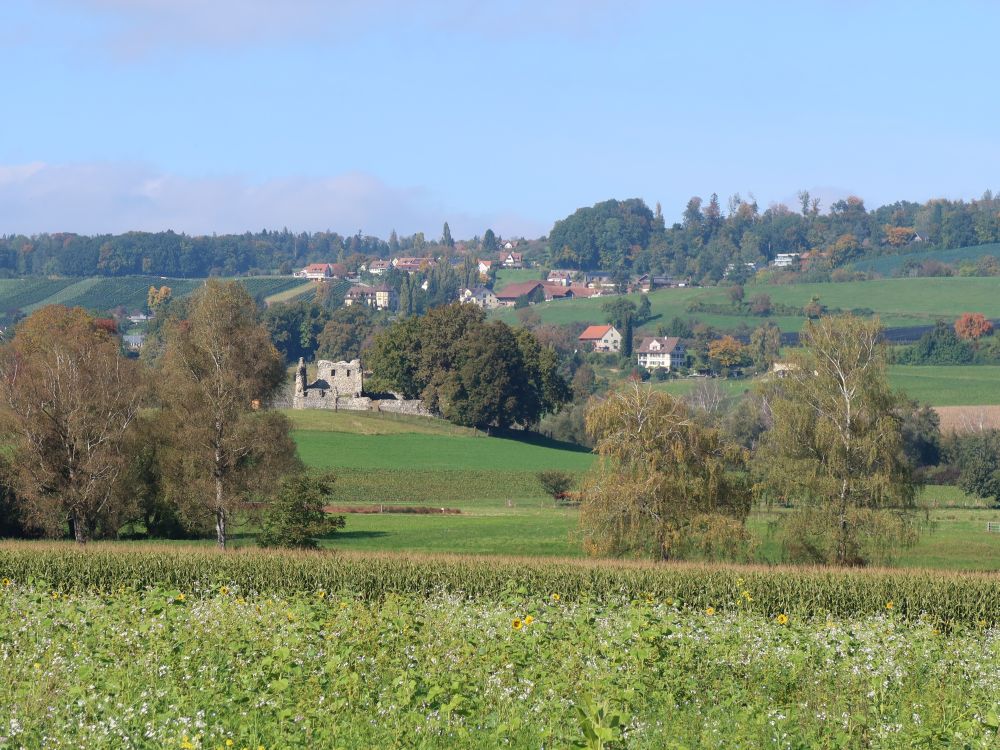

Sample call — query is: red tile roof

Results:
[579,325,614,341]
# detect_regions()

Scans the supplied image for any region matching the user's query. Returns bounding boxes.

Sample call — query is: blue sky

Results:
[2,0,999,239]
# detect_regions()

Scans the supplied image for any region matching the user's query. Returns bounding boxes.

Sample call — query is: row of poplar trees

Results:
[0,280,295,547]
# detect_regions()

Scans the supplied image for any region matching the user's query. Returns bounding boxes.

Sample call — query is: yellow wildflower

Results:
[176,593,186,602]
[705,607,715,616]
[219,586,229,596]
[180,736,195,750]
[226,741,234,747]
[551,593,560,602]
[776,613,789,626]
[885,600,894,611]
[33,662,41,670]
[524,615,534,625]
[316,590,326,599]
[512,618,523,630]
[665,597,674,606]
[1,577,11,587]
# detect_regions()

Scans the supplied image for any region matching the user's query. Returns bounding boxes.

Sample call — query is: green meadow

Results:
[493,276,1000,332]
[277,410,1000,569]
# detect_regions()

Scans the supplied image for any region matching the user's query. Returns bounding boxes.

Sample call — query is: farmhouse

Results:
[636,336,685,370]
[295,263,336,279]
[494,281,544,306]
[458,286,500,310]
[578,325,622,353]
[344,284,398,311]
[499,251,524,268]
[477,259,493,276]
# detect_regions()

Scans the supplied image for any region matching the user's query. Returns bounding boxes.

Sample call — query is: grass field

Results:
[4,546,1000,748]
[279,410,1000,568]
[855,241,1000,275]
[493,267,544,291]
[888,364,1000,406]
[493,276,1000,333]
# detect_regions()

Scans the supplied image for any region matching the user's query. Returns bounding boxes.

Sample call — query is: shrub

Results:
[258,474,345,549]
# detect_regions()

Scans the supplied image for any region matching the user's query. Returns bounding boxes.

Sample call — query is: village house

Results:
[771,253,801,269]
[477,259,493,277]
[458,286,500,310]
[344,283,398,311]
[295,263,336,279]
[368,259,392,275]
[393,257,435,273]
[546,269,575,286]
[585,271,618,290]
[499,251,524,268]
[578,324,622,353]
[635,336,685,371]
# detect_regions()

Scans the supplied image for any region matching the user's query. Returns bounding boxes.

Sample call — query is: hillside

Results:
[493,276,1000,332]
[0,275,310,315]
[855,242,1000,275]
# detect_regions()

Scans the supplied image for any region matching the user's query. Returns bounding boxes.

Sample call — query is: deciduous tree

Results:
[754,315,917,565]
[157,280,298,548]
[0,306,144,543]
[954,312,994,341]
[579,383,752,560]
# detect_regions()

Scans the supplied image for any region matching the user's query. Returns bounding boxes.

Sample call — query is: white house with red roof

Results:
[499,251,524,268]
[636,336,685,370]
[295,263,336,279]
[578,324,622,353]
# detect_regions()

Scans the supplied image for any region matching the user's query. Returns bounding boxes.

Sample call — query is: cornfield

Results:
[3,542,1000,624]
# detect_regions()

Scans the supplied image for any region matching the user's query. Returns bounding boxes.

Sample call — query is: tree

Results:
[636,295,652,324]
[748,323,781,372]
[157,280,299,548]
[898,321,973,365]
[316,304,379,361]
[365,303,569,429]
[602,298,637,356]
[258,474,345,549]
[954,312,994,341]
[536,470,575,502]
[263,301,330,363]
[482,228,498,254]
[728,284,745,305]
[0,306,144,543]
[441,222,455,248]
[754,315,917,565]
[579,383,753,560]
[749,293,772,316]
[708,335,748,370]
[950,430,1000,507]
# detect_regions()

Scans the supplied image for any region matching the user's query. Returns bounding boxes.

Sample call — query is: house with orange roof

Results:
[578,324,622,353]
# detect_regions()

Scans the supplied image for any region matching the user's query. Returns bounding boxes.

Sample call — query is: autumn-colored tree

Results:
[754,315,917,566]
[883,225,917,247]
[954,312,994,341]
[147,285,172,312]
[0,306,144,542]
[728,284,744,305]
[748,323,782,372]
[157,280,299,548]
[708,335,747,369]
[579,383,753,561]
[749,293,772,316]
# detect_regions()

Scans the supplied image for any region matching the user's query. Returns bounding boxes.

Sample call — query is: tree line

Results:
[549,192,1000,282]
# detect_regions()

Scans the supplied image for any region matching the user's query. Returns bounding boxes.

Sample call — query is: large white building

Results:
[635,336,685,370]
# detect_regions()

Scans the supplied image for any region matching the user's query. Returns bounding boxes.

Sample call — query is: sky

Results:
[2,0,999,239]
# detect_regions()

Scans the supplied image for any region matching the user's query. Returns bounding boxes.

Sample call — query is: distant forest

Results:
[2,191,999,281]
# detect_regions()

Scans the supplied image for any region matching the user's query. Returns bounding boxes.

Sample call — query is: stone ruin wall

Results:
[292,357,433,417]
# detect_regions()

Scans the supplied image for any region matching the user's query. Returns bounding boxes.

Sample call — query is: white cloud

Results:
[0,162,544,239]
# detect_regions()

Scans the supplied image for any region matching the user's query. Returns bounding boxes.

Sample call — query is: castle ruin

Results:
[292,357,432,416]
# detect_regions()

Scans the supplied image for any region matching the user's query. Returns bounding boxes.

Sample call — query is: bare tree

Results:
[0,306,143,543]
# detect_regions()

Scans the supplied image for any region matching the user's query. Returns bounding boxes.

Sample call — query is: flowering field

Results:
[3,578,1000,749]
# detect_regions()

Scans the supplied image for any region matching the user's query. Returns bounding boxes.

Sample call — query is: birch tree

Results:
[0,306,143,543]
[754,315,917,565]
[157,280,297,548]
